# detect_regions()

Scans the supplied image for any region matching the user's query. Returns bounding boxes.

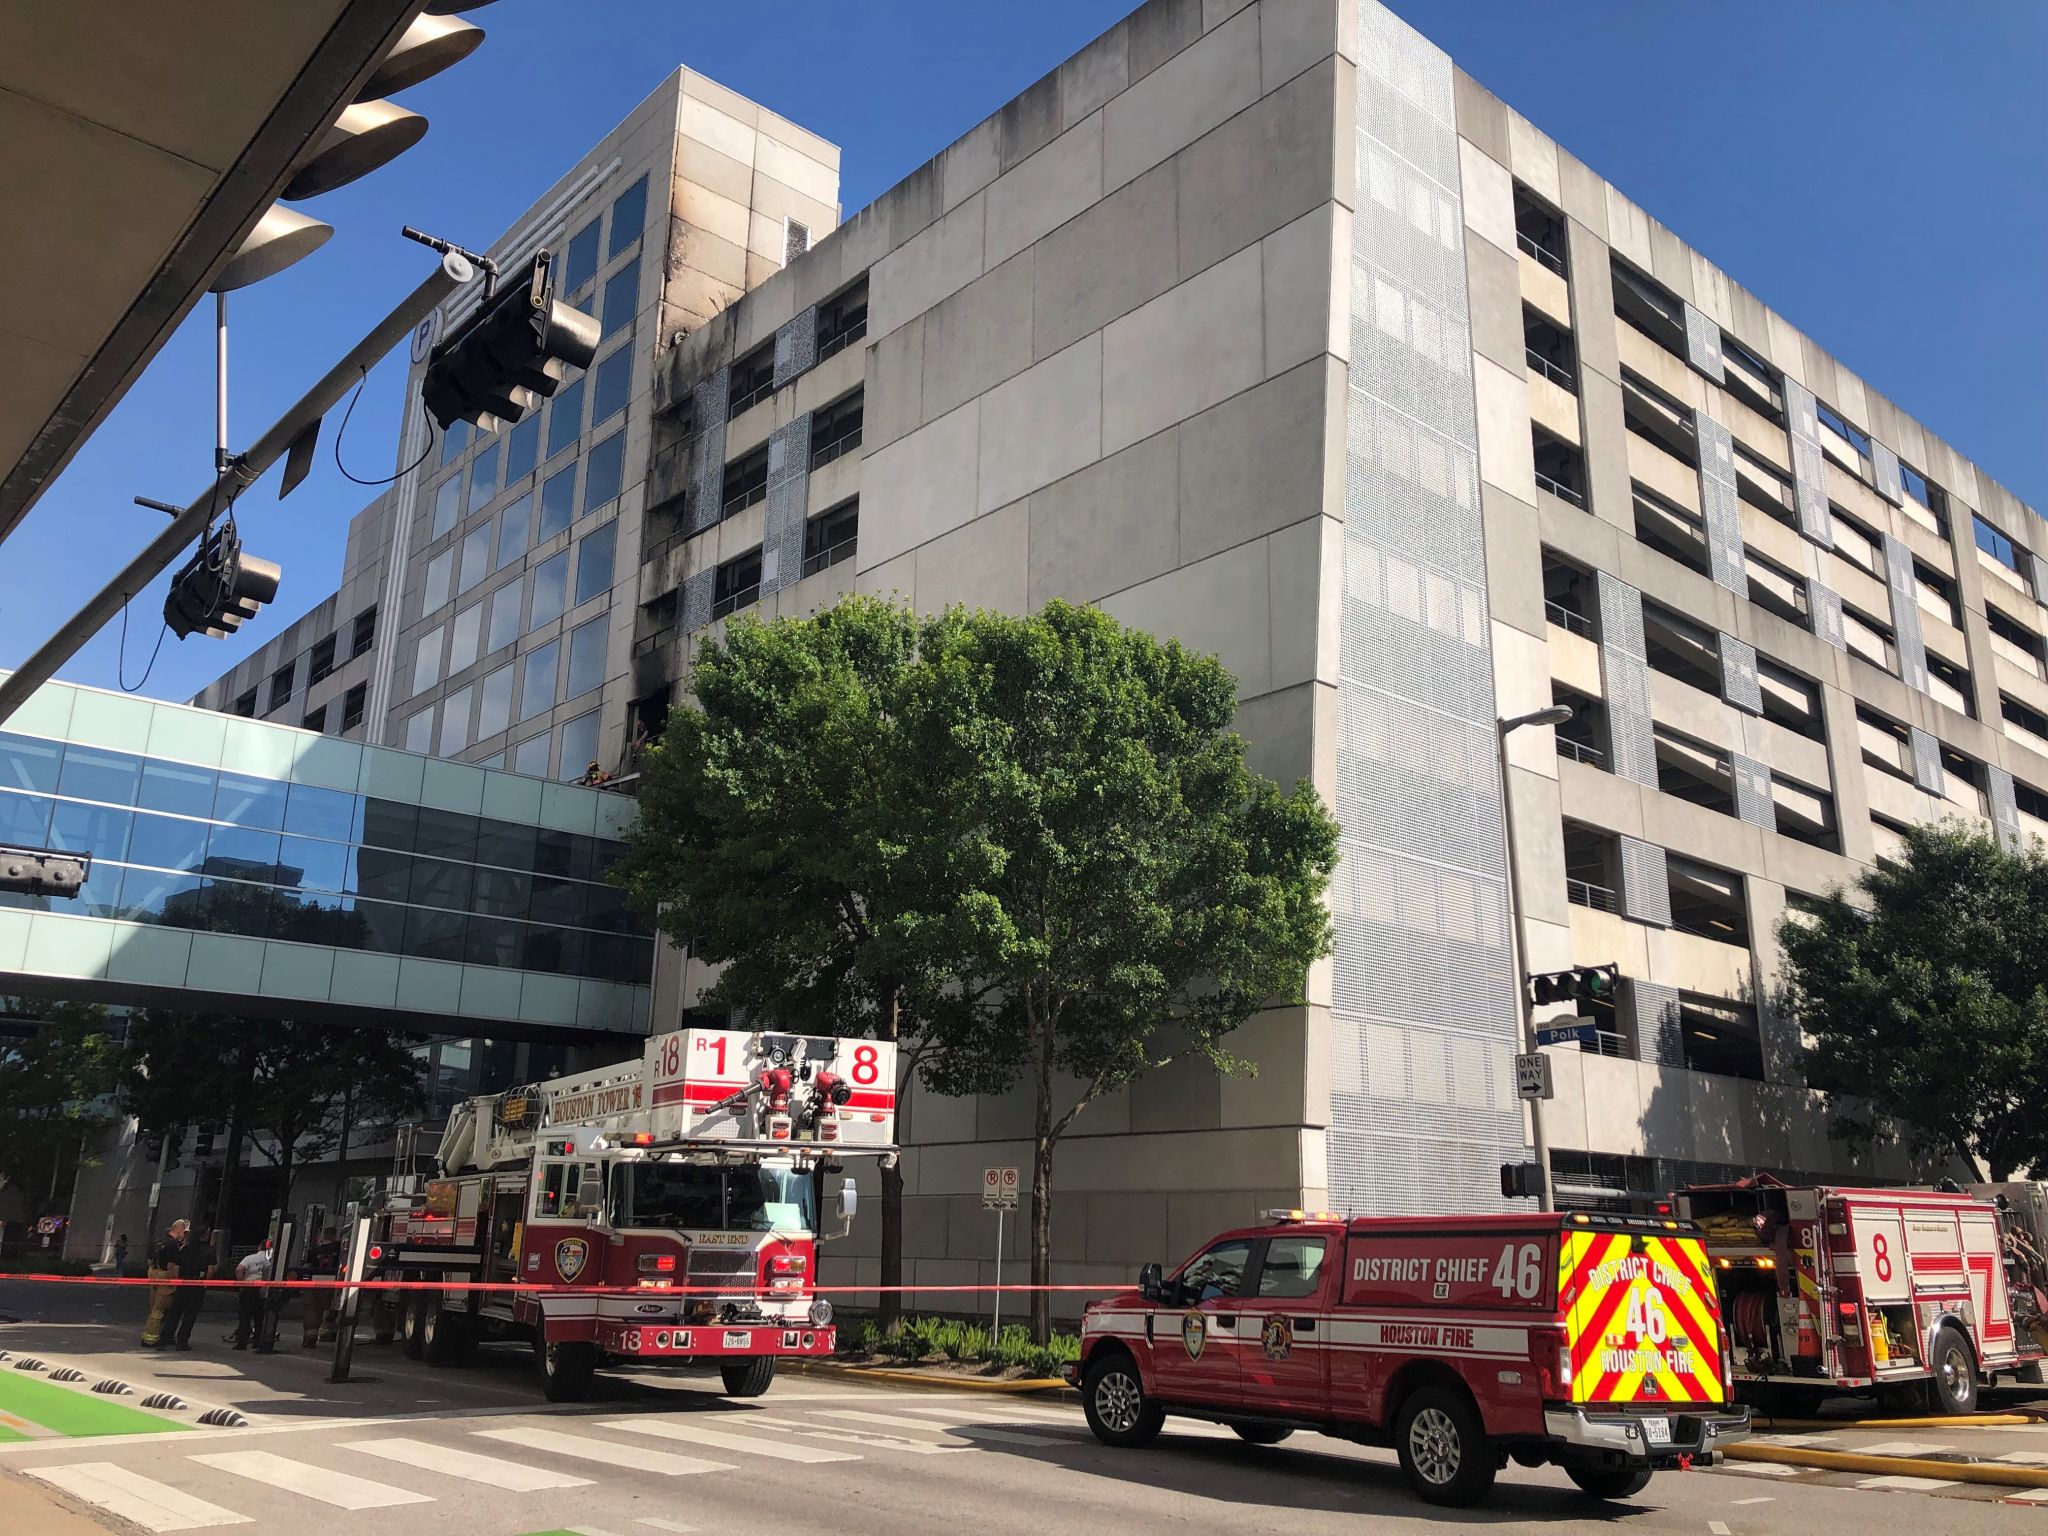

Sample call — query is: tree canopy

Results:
[0,1001,119,1216]
[1776,821,2048,1181]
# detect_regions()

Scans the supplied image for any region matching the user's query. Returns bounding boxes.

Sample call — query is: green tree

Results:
[616,596,948,1327]
[0,1001,119,1217]
[1777,821,2048,1181]
[900,602,1340,1340]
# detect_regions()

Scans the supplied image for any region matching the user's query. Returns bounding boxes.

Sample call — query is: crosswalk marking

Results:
[896,1402,1082,1428]
[1995,1451,2048,1466]
[816,1408,1060,1448]
[1723,1463,1801,1477]
[1855,1473,1957,1491]
[26,1463,252,1531]
[599,1417,859,1463]
[476,1425,732,1475]
[637,1520,703,1533]
[345,1436,594,1489]
[741,1414,970,1454]
[190,1450,431,1510]
[1854,1441,1954,1457]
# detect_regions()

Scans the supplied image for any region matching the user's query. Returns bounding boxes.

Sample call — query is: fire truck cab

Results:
[1070,1209,1747,1507]
[375,1026,894,1401]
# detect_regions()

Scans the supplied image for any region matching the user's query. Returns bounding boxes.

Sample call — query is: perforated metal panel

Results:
[1617,837,1672,928]
[1681,303,1724,384]
[1693,411,1747,598]
[760,412,813,596]
[1718,634,1762,715]
[1593,573,1657,789]
[1327,0,1521,1218]
[1782,377,1833,549]
[1731,751,1774,829]
[1882,533,1930,693]
[1987,765,2022,851]
[1594,571,1646,659]
[1908,727,1944,795]
[1870,439,1904,506]
[680,568,714,634]
[1624,979,1681,1067]
[688,367,731,536]
[1806,577,1846,650]
[773,305,818,388]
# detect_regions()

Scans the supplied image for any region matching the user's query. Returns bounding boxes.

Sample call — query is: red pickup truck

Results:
[1067,1209,1750,1506]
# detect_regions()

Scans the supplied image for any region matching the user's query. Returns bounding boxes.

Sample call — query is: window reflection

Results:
[59,747,141,806]
[214,773,287,830]
[0,791,54,847]
[138,760,215,817]
[51,801,132,861]
[0,734,62,793]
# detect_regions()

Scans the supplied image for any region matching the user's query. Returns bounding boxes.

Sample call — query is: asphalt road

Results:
[3,1280,2044,1536]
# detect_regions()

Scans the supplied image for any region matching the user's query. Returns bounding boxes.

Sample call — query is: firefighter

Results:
[300,1226,343,1348]
[141,1220,188,1348]
[162,1226,215,1350]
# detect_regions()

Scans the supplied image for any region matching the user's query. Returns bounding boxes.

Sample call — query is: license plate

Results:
[1642,1416,1671,1447]
[723,1330,750,1349]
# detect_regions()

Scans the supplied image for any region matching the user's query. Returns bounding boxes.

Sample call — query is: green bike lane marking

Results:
[0,1373,189,1438]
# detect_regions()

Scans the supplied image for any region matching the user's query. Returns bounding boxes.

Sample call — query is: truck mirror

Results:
[1138,1262,1165,1302]
[838,1182,859,1222]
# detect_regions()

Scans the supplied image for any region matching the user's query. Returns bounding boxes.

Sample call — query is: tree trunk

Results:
[878,983,905,1332]
[211,1110,246,1269]
[1030,995,1055,1345]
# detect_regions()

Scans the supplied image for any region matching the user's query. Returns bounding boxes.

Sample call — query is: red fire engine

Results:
[1069,1208,1748,1507]
[372,1026,895,1401]
[1680,1176,2048,1414]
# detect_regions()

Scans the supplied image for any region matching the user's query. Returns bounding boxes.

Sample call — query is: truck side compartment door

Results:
[1240,1232,1333,1418]
[1960,1208,2017,1363]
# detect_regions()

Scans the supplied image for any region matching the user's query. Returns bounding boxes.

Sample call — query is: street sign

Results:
[982,1166,1020,1210]
[1537,1021,1596,1048]
[1515,1052,1554,1101]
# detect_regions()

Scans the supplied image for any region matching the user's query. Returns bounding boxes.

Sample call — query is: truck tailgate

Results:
[1559,1228,1726,1406]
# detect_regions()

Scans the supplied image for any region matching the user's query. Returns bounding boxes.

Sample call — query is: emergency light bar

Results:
[1264,1209,1342,1223]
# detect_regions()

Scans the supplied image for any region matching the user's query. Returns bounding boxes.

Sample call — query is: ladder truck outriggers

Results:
[370,1026,895,1401]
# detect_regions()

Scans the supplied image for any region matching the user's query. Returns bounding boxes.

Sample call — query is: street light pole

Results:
[1498,704,1573,1213]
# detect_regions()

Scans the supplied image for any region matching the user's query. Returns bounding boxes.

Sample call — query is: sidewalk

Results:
[0,1472,112,1536]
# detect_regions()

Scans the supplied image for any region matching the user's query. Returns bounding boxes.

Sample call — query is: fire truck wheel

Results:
[541,1341,596,1402]
[1926,1325,1979,1415]
[1393,1385,1497,1507]
[423,1304,476,1365]
[400,1295,428,1360]
[720,1357,778,1397]
[1565,1464,1653,1500]
[1230,1425,1294,1445]
[1081,1353,1163,1448]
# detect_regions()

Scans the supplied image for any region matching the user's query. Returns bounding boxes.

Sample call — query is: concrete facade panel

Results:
[1176,58,1338,279]
[1103,4,1261,192]
[1027,427,1181,607]
[1101,242,1264,453]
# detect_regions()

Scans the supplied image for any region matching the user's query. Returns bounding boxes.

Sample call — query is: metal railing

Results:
[722,481,767,518]
[1525,348,1577,392]
[1516,229,1566,276]
[709,583,760,621]
[1555,737,1604,768]
[802,535,857,578]
[817,314,868,362]
[1535,471,1585,508]
[810,426,863,471]
[1544,600,1591,637]
[729,378,775,415]
[1566,877,1617,912]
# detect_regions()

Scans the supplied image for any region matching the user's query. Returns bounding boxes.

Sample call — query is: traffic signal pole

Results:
[1498,707,1570,1213]
[0,250,474,731]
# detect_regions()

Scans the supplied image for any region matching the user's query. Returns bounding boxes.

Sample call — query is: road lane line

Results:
[1731,1496,1775,1504]
[190,1450,431,1509]
[598,1418,859,1463]
[26,1462,251,1531]
[1709,1522,1731,1535]
[344,1436,593,1489]
[637,1521,702,1533]
[476,1425,732,1475]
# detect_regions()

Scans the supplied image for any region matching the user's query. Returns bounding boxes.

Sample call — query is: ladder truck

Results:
[368,1026,895,1401]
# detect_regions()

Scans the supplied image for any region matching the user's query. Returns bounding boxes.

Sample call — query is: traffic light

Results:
[193,1124,216,1159]
[1501,1162,1545,1200]
[163,520,281,640]
[420,250,600,434]
[1527,963,1620,1008]
[0,847,88,898]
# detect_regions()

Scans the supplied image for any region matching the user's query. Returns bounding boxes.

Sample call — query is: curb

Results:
[1757,1412,2046,1431]
[1728,1443,2048,1489]
[796,1360,1074,1397]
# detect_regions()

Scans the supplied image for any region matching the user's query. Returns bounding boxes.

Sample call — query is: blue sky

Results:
[6,0,2042,707]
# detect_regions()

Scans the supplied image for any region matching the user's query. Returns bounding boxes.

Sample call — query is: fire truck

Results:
[1679,1176,2048,1415]
[1068,1209,1748,1507]
[370,1026,895,1401]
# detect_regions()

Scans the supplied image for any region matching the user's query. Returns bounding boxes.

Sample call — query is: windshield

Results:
[613,1163,817,1234]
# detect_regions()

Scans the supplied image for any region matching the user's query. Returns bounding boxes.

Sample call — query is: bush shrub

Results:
[0,1256,93,1277]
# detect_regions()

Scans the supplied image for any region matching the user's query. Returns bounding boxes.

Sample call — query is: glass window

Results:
[1178,1240,1252,1302]
[279,834,352,894]
[282,784,358,842]
[0,791,52,847]
[557,711,600,781]
[403,904,467,961]
[471,865,530,918]
[439,685,473,756]
[504,414,540,486]
[539,463,576,541]
[209,823,283,878]
[564,219,600,294]
[467,442,501,514]
[359,800,417,853]
[486,582,522,655]
[439,417,470,466]
[529,552,569,631]
[591,348,631,428]
[607,175,648,260]
[448,601,483,675]
[0,733,62,793]
[58,747,140,806]
[51,801,131,861]
[512,734,552,777]
[519,640,560,722]
[535,829,595,880]
[213,772,286,830]
[476,817,538,871]
[583,432,623,514]
[477,662,515,741]
[120,867,202,924]
[128,812,210,873]
[423,548,454,614]
[416,807,478,861]
[356,896,407,954]
[529,874,587,927]
[546,377,585,461]
[1255,1236,1327,1299]
[409,852,475,911]
[564,617,606,700]
[574,521,616,606]
[601,258,639,337]
[133,760,215,819]
[404,708,434,753]
[412,625,444,694]
[465,914,524,967]
[495,493,532,570]
[431,472,462,538]
[459,521,493,596]
[355,845,412,902]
